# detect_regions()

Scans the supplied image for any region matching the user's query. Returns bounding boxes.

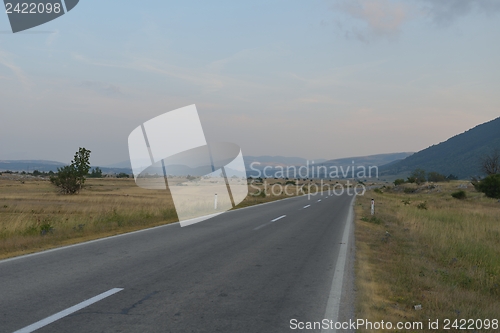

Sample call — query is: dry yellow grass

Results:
[355,182,500,332]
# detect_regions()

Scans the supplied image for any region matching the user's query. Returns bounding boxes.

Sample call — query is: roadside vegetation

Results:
[355,181,500,332]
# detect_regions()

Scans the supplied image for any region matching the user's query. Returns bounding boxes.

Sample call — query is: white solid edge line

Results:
[12,288,124,333]
[321,195,355,333]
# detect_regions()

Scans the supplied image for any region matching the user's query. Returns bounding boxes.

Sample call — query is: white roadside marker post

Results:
[214,193,218,210]
[371,198,375,215]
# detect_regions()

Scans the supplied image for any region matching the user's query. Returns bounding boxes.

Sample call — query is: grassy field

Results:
[0,176,347,259]
[355,182,500,332]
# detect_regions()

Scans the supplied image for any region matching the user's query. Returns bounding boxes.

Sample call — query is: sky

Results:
[0,0,499,166]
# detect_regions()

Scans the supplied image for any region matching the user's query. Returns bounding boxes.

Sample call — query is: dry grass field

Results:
[355,182,500,332]
[0,175,348,259]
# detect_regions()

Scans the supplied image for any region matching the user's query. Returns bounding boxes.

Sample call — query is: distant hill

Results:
[0,160,65,172]
[245,152,413,178]
[320,152,414,168]
[380,117,500,179]
[0,160,131,175]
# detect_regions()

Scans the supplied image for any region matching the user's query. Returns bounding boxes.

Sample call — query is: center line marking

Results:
[271,215,286,222]
[254,215,287,230]
[13,288,124,333]
[317,199,322,202]
[303,205,311,209]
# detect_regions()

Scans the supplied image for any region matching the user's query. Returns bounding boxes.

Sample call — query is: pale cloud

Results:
[0,51,31,89]
[331,0,413,41]
[336,0,409,34]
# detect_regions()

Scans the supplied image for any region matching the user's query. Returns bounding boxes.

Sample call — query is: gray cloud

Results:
[418,0,500,27]
[329,0,500,43]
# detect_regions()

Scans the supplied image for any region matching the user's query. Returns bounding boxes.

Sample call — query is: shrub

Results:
[116,172,130,178]
[394,179,405,186]
[404,187,416,194]
[427,171,447,183]
[374,188,383,194]
[475,174,500,199]
[417,201,428,210]
[285,180,296,185]
[50,165,80,194]
[451,190,467,200]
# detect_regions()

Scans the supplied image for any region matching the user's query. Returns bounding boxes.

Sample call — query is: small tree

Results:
[72,147,91,187]
[480,149,500,176]
[409,169,426,185]
[50,147,91,194]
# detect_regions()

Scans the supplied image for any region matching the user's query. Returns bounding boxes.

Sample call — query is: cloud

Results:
[417,0,500,27]
[330,0,500,42]
[0,51,30,88]
[331,0,412,41]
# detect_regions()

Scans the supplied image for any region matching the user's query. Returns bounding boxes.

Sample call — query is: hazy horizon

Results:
[1,0,499,165]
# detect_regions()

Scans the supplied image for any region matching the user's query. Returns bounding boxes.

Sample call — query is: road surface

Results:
[0,192,356,333]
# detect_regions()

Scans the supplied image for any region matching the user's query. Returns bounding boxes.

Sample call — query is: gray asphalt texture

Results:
[1,192,354,333]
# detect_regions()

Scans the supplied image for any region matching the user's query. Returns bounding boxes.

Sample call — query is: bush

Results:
[50,165,80,194]
[451,190,467,200]
[404,187,416,194]
[394,179,405,186]
[285,180,296,185]
[417,202,428,210]
[374,188,383,194]
[116,172,130,178]
[475,174,500,199]
[427,171,447,183]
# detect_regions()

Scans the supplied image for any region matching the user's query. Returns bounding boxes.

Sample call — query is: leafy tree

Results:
[72,147,91,186]
[50,147,91,194]
[475,174,500,199]
[446,174,458,180]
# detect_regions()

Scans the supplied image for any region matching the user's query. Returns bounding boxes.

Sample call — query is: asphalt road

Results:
[1,192,355,333]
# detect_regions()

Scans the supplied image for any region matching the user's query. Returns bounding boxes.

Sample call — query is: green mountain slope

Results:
[380,117,500,179]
